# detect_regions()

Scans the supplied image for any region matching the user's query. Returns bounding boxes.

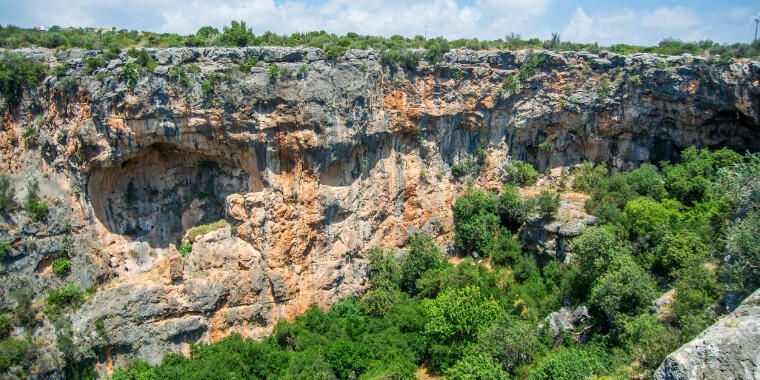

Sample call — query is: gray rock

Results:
[653,288,760,380]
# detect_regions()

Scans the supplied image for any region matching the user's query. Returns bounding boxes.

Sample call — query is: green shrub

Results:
[0,337,35,371]
[671,261,720,337]
[498,184,532,227]
[0,174,14,213]
[597,74,611,100]
[519,52,545,81]
[502,72,519,92]
[474,316,545,373]
[423,285,501,345]
[0,240,10,261]
[446,354,510,380]
[623,197,683,247]
[400,234,445,294]
[0,314,11,339]
[589,254,658,326]
[23,180,48,221]
[490,228,522,267]
[10,287,36,330]
[178,242,192,257]
[121,62,139,89]
[527,347,606,380]
[621,313,679,373]
[570,226,632,282]
[505,160,538,187]
[0,51,46,106]
[534,190,559,219]
[655,231,707,276]
[424,37,450,64]
[185,219,228,242]
[453,189,500,256]
[45,285,85,320]
[573,162,608,192]
[267,64,280,78]
[238,57,259,72]
[52,258,71,276]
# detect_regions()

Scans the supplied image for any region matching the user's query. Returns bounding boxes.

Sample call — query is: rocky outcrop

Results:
[654,288,760,380]
[0,46,758,376]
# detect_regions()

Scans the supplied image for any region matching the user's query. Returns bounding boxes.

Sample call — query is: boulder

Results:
[653,288,760,380]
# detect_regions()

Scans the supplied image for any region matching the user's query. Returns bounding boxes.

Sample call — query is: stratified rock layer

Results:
[654,288,760,380]
[0,46,758,377]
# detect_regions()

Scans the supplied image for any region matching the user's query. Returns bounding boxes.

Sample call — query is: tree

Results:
[655,231,707,276]
[534,190,559,220]
[474,316,544,373]
[589,254,658,326]
[0,51,47,106]
[623,197,683,247]
[196,26,219,39]
[400,234,445,294]
[569,226,631,282]
[505,160,538,187]
[527,347,605,380]
[446,354,510,380]
[423,286,502,345]
[453,189,500,256]
[218,20,255,47]
[490,228,522,267]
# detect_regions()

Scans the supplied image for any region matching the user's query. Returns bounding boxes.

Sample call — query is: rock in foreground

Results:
[653,288,760,380]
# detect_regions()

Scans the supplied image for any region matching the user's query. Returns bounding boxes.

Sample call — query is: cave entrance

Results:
[87,144,250,248]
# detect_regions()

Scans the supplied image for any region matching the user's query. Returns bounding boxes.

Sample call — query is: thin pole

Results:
[755,18,759,41]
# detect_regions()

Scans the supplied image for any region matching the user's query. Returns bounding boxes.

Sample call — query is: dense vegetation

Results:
[110,146,759,379]
[2,22,759,61]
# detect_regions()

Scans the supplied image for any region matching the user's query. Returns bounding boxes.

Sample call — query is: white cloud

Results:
[562,6,707,45]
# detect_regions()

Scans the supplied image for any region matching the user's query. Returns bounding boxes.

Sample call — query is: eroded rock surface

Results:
[0,46,758,377]
[653,288,760,380]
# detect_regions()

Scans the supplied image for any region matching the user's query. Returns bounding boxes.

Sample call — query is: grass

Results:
[185,219,229,242]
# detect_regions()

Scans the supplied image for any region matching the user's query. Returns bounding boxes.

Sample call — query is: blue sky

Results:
[1,0,758,45]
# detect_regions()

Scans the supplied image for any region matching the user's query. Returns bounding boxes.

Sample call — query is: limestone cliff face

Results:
[1,46,758,377]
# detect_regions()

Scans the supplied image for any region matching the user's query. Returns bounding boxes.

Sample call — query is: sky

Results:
[1,0,759,45]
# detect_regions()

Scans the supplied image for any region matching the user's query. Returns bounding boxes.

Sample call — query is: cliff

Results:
[1,46,758,377]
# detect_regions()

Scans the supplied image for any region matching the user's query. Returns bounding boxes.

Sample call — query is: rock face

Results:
[654,288,760,380]
[0,46,758,377]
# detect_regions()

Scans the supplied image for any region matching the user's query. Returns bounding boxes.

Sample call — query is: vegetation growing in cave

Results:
[107,147,759,379]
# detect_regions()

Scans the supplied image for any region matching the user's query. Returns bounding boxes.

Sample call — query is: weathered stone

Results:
[654,288,760,380]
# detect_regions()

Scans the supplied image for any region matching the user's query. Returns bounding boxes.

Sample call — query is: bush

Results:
[178,242,192,257]
[121,62,139,89]
[474,316,545,373]
[0,337,35,371]
[490,228,522,267]
[10,287,36,330]
[534,190,559,219]
[185,219,228,242]
[51,258,71,276]
[423,286,502,348]
[505,160,538,187]
[502,72,519,92]
[623,197,683,247]
[424,37,450,63]
[498,184,532,228]
[527,347,606,380]
[0,51,46,106]
[0,314,11,339]
[671,261,720,337]
[45,285,85,320]
[217,20,255,47]
[570,226,632,282]
[655,231,707,276]
[453,189,500,256]
[0,174,14,213]
[719,212,760,294]
[23,180,48,221]
[589,254,658,326]
[573,162,608,192]
[446,354,510,380]
[621,313,679,373]
[400,234,445,294]
[519,52,544,81]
